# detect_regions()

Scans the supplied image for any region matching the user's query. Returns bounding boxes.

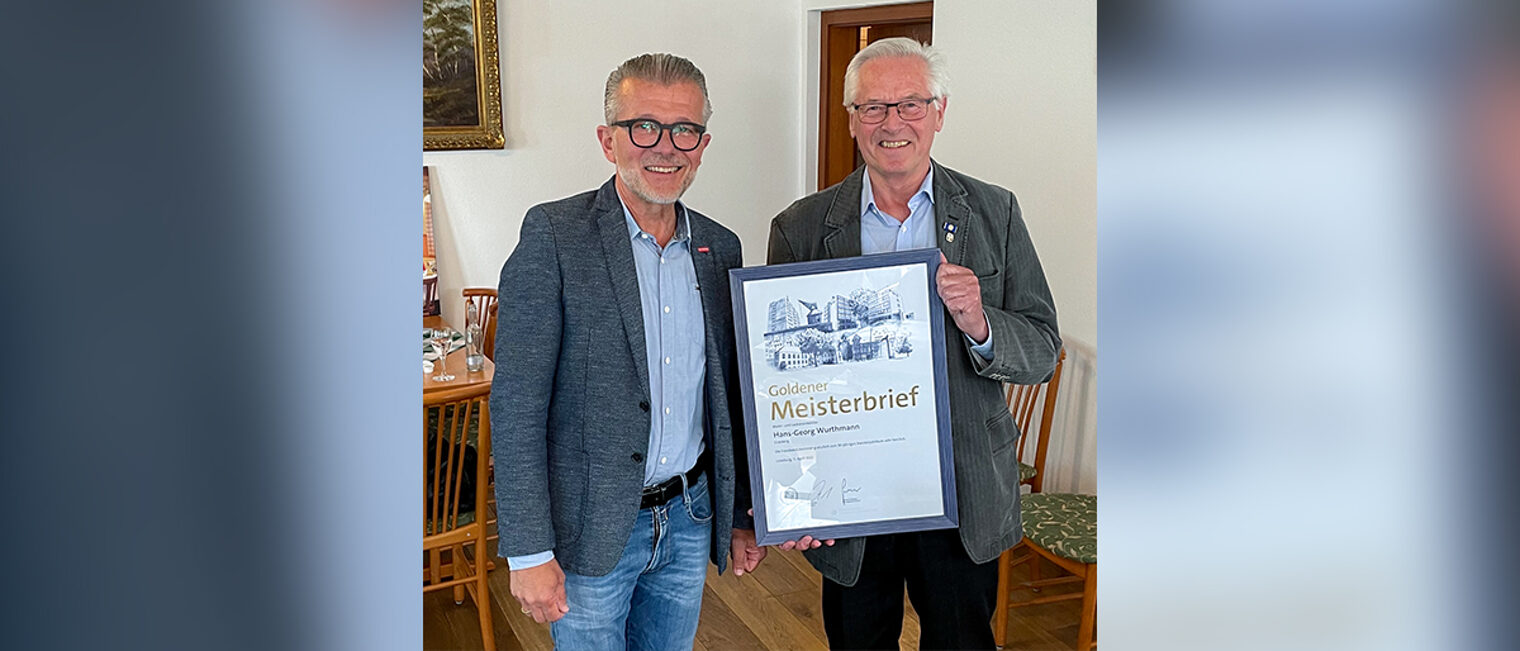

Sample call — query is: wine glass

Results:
[430,328,456,382]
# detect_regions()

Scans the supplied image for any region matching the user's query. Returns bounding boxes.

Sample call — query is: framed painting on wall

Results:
[424,0,504,150]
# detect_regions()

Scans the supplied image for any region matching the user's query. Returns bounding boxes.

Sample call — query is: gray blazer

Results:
[491,178,749,577]
[768,162,1060,586]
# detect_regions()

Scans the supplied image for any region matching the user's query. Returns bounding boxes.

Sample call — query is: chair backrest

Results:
[1004,347,1067,493]
[424,383,491,540]
[462,288,498,361]
[424,276,440,317]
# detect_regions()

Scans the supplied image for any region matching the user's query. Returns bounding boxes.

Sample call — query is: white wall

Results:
[930,1,1097,494]
[430,0,1094,350]
[930,1,1097,348]
[423,0,805,328]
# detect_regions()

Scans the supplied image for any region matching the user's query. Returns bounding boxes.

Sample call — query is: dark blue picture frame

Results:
[729,249,958,545]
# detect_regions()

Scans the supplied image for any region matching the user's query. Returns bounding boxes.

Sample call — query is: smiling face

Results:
[848,56,946,185]
[597,78,711,208]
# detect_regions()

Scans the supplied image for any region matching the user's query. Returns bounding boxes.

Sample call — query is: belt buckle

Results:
[658,475,679,500]
[641,476,675,506]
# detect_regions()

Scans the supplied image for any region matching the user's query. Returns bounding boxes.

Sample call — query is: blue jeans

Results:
[551,471,713,651]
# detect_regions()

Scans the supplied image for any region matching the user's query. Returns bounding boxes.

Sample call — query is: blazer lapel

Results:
[821,167,865,260]
[932,160,970,266]
[687,215,723,439]
[687,214,720,357]
[592,179,651,403]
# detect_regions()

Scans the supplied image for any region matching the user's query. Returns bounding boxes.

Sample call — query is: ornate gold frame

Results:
[424,0,504,150]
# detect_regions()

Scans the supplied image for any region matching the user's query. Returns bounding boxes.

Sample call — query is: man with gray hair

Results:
[492,52,763,650]
[764,37,1061,649]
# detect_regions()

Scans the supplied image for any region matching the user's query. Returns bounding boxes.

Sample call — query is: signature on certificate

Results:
[783,478,862,507]
[842,477,864,505]
[809,479,835,507]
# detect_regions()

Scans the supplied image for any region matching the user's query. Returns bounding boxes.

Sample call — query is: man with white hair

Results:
[765,37,1061,649]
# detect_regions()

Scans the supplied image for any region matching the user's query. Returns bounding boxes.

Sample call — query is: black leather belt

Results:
[640,460,706,510]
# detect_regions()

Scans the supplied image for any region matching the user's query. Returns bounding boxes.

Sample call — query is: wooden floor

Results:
[424,545,1086,651]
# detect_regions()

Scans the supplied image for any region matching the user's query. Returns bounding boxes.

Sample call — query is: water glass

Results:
[429,328,455,382]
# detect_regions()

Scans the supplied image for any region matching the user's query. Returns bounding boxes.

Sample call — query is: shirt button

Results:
[664,356,671,364]
[664,406,671,414]
[660,456,668,464]
[663,306,670,313]
[660,257,666,264]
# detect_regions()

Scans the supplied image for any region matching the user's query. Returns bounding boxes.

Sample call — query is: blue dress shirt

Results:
[860,170,994,357]
[508,200,708,572]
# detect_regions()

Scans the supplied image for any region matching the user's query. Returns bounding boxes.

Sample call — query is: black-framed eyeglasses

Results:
[609,119,707,151]
[848,97,938,124]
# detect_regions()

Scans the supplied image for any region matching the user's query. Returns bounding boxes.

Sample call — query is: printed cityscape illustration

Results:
[763,286,916,371]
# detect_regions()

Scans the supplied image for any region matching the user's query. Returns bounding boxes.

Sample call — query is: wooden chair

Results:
[462,288,499,361]
[995,493,1096,649]
[424,383,495,651]
[424,275,440,317]
[461,288,500,562]
[1004,347,1067,493]
[993,348,1080,647]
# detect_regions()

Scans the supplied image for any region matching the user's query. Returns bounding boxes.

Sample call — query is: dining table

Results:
[424,315,494,396]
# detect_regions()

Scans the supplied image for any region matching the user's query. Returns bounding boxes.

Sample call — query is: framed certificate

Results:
[729,249,958,545]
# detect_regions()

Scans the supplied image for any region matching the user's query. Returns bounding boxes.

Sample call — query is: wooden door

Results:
[818,2,933,190]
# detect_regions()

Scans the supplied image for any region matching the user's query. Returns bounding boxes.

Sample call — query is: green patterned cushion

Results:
[1021,493,1096,564]
[1018,462,1037,483]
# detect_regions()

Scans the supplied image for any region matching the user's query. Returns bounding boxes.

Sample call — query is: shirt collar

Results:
[860,169,936,220]
[620,197,691,245]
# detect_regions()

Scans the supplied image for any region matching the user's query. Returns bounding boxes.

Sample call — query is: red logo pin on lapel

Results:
[697,246,710,253]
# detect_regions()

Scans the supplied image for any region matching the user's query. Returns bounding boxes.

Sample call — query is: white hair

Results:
[842,37,949,106]
[603,53,713,124]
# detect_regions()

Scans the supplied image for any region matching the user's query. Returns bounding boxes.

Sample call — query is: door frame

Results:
[816,2,934,190]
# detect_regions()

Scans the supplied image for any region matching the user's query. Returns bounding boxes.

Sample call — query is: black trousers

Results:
[821,528,1000,650]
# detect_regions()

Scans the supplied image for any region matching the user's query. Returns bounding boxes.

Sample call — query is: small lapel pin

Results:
[943,223,957,243]
[697,246,710,253]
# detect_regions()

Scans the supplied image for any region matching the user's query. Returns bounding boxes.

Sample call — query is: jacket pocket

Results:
[986,408,1018,456]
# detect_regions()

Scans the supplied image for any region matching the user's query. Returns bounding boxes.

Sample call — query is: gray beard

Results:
[617,164,694,205]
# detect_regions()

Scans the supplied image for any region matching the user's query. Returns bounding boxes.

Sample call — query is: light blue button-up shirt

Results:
[621,202,708,487]
[861,168,938,254]
[508,200,708,572]
[860,170,994,357]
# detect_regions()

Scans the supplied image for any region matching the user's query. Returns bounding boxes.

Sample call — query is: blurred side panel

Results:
[1097,0,1510,649]
[1,2,416,651]
[1458,1,1520,647]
